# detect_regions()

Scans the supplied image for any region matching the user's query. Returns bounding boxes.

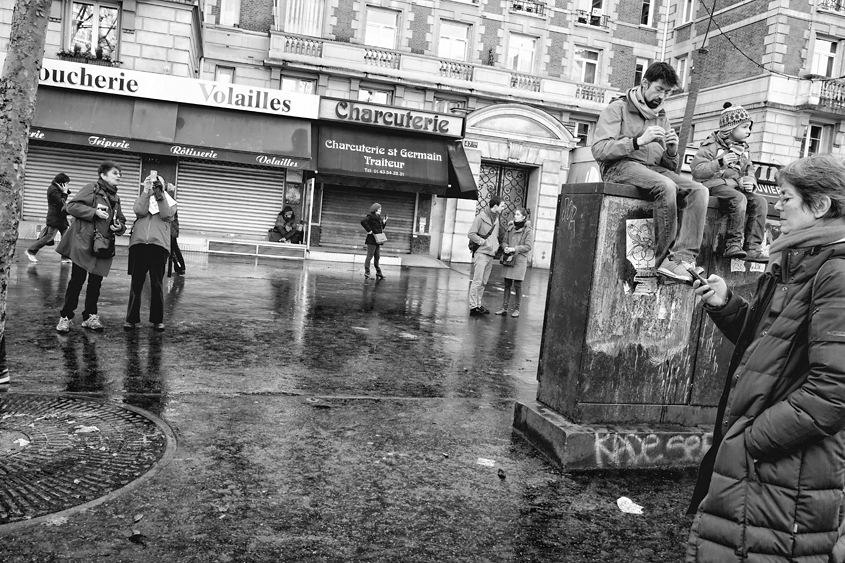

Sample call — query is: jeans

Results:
[60,262,103,320]
[469,253,494,309]
[604,161,708,262]
[28,224,67,254]
[503,278,522,311]
[365,243,381,275]
[708,185,768,249]
[126,244,168,324]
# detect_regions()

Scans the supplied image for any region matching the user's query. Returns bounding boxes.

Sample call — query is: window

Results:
[438,21,470,61]
[812,38,838,77]
[219,0,241,26]
[281,76,316,94]
[641,0,654,26]
[507,33,536,73]
[364,7,399,50]
[433,97,467,114]
[676,56,688,89]
[215,66,235,83]
[573,47,600,84]
[285,0,324,37]
[802,123,833,157]
[358,88,392,104]
[69,1,120,59]
[681,0,694,23]
[634,57,650,86]
[576,0,606,26]
[573,121,592,146]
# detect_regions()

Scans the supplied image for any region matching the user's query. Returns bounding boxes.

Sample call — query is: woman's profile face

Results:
[775,181,819,235]
[513,210,525,222]
[100,167,121,187]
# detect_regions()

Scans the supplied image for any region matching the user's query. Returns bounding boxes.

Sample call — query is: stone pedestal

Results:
[513,182,778,468]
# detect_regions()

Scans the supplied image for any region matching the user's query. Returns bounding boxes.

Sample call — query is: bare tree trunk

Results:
[0,0,53,389]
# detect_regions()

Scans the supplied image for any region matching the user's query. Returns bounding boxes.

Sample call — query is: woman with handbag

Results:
[55,161,126,332]
[124,174,176,332]
[495,208,532,318]
[360,203,388,280]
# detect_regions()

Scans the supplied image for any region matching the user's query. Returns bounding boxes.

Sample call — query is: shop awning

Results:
[445,141,478,200]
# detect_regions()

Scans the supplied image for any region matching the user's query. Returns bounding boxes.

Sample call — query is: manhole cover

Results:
[0,395,172,526]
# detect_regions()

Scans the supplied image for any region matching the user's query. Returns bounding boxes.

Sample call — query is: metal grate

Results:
[476,163,529,223]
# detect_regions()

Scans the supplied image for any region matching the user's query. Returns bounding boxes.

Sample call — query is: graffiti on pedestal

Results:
[594,431,713,467]
[625,218,657,295]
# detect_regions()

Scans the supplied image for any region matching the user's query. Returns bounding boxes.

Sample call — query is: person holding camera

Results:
[55,161,126,332]
[124,172,176,332]
[361,203,388,280]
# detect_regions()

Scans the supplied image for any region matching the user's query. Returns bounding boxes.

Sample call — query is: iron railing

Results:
[818,0,845,11]
[575,10,610,28]
[511,0,546,16]
[820,79,845,110]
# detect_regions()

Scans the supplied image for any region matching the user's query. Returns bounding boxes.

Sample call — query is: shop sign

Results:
[318,126,448,184]
[28,129,313,169]
[319,98,463,138]
[33,57,319,119]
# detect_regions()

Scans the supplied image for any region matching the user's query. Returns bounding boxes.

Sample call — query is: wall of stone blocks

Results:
[409,5,431,55]
[333,0,356,43]
[609,43,636,91]
[696,21,768,88]
[480,17,501,65]
[782,15,809,76]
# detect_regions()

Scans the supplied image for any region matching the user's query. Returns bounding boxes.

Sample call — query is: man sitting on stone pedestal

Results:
[591,61,708,283]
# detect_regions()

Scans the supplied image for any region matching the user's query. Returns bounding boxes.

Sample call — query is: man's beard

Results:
[646,97,662,109]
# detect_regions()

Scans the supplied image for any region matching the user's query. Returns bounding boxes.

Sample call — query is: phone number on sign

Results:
[364,168,405,177]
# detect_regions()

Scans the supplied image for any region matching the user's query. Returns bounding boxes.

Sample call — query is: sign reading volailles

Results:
[319,98,464,138]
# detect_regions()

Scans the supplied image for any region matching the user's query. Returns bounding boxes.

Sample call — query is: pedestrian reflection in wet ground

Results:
[123,332,166,417]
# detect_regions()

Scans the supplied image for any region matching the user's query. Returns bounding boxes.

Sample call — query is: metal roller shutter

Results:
[320,185,415,253]
[175,161,285,238]
[23,146,142,226]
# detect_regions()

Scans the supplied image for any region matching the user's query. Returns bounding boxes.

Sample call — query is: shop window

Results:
[365,7,399,50]
[438,21,471,61]
[801,123,833,157]
[676,55,688,89]
[634,57,650,86]
[573,47,600,84]
[215,66,235,83]
[507,33,536,73]
[67,0,120,60]
[281,76,316,94]
[433,97,467,114]
[284,0,324,37]
[358,88,392,104]
[681,0,694,24]
[812,37,839,77]
[641,0,654,26]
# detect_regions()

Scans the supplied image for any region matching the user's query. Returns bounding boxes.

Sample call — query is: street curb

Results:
[512,400,713,470]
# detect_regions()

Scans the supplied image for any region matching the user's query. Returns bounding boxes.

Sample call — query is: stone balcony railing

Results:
[268,31,616,107]
[819,79,845,110]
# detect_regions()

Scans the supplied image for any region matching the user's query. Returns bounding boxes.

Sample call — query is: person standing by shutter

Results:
[25,173,72,264]
[361,203,388,280]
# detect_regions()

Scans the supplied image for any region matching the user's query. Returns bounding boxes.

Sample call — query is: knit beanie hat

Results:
[369,203,381,212]
[719,102,752,133]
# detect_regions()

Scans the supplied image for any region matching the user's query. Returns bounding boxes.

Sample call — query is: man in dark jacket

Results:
[26,173,72,264]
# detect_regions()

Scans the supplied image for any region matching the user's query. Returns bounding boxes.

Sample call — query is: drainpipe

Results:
[661,0,670,61]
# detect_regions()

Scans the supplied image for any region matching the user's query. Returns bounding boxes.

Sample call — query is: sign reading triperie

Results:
[319,98,464,138]
[37,57,319,119]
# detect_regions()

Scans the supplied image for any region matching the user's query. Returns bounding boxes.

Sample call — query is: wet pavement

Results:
[1,242,696,562]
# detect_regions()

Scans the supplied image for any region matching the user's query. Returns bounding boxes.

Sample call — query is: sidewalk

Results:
[0,241,695,562]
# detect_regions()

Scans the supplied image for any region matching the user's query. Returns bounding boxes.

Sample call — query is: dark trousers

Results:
[170,237,185,272]
[126,244,169,324]
[28,224,67,254]
[365,243,381,274]
[60,262,103,320]
[502,278,523,310]
[709,184,768,249]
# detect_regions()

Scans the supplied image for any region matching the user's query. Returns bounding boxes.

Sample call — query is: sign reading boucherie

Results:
[318,126,448,184]
[319,98,463,138]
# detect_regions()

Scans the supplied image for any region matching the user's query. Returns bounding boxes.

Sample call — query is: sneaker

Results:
[25,250,37,263]
[656,257,693,283]
[743,248,768,263]
[470,307,481,316]
[56,316,72,333]
[511,310,520,318]
[376,273,385,280]
[123,322,136,331]
[81,314,105,331]
[478,306,490,315]
[494,308,508,315]
[153,323,165,332]
[724,243,747,259]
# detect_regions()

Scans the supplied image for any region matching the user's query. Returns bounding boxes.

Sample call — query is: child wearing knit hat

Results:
[690,102,769,262]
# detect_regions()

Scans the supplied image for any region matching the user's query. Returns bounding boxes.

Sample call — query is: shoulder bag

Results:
[91,188,116,259]
[468,224,495,254]
[374,232,388,245]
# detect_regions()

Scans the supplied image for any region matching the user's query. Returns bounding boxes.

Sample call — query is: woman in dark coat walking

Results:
[687,154,845,562]
[55,161,126,332]
[495,208,532,318]
[25,172,72,263]
[360,203,388,280]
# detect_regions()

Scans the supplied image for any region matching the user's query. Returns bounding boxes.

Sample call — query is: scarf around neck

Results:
[767,218,845,271]
[627,86,661,120]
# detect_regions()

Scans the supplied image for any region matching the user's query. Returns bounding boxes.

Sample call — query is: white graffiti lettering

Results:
[594,432,713,467]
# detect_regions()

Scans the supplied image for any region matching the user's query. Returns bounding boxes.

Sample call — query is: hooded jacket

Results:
[275,206,299,241]
[46,182,70,229]
[687,240,845,562]
[129,188,175,252]
[55,179,126,277]
[690,133,757,190]
[591,90,679,176]
[499,219,532,281]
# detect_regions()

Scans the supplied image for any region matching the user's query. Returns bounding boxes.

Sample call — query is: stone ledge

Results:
[512,400,713,470]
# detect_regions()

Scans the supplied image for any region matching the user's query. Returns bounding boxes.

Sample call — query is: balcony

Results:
[575,10,610,28]
[576,84,605,102]
[819,79,845,110]
[364,48,400,69]
[511,71,541,92]
[440,60,473,81]
[277,33,323,58]
[510,0,546,16]
[818,0,845,11]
